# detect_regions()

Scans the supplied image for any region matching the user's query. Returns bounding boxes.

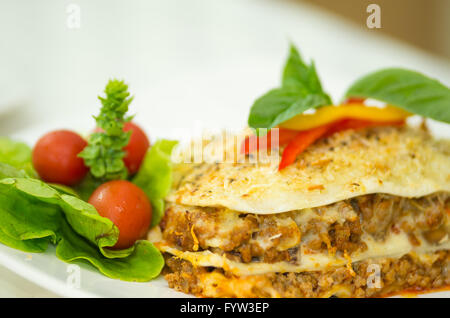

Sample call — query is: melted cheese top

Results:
[168,127,450,214]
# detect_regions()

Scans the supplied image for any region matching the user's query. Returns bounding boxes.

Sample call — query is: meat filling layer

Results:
[160,192,449,264]
[163,250,450,298]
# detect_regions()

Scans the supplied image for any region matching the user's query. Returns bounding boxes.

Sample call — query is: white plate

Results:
[0,243,188,298]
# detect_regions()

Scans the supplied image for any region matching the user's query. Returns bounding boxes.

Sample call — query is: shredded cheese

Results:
[344,250,356,277]
[191,224,199,252]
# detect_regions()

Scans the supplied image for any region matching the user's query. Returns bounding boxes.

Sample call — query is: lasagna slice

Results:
[154,126,450,297]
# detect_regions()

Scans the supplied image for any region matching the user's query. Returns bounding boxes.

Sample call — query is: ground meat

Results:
[161,192,449,263]
[302,218,367,255]
[350,192,448,240]
[160,204,301,263]
[328,220,367,254]
[160,205,259,252]
[163,250,450,298]
[163,255,203,296]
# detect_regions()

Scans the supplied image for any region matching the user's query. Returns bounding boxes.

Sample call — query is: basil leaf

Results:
[344,68,450,123]
[79,79,132,181]
[248,87,331,130]
[248,44,331,130]
[283,46,330,99]
[248,86,303,129]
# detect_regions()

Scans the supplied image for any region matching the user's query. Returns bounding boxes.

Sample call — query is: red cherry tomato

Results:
[123,122,150,175]
[32,130,88,185]
[88,180,152,249]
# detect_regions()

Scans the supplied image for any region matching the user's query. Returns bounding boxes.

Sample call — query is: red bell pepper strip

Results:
[243,118,405,170]
[278,118,405,170]
[278,124,331,170]
[323,118,405,138]
[240,128,298,155]
[344,97,366,104]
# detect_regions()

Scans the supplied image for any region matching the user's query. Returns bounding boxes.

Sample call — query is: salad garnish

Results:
[344,68,450,123]
[0,137,37,178]
[0,156,163,281]
[133,139,178,227]
[247,45,332,132]
[0,79,176,281]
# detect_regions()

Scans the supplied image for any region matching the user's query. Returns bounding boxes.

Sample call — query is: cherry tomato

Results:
[88,180,152,249]
[32,130,88,185]
[123,122,150,175]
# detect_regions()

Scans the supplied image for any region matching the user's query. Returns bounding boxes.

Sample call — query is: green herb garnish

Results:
[344,68,450,123]
[0,137,37,178]
[79,79,133,180]
[248,44,450,129]
[248,44,332,131]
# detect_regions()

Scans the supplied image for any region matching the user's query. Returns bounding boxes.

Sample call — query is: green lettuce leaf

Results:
[0,226,50,253]
[0,162,29,179]
[0,137,37,177]
[0,177,164,281]
[73,172,103,201]
[133,139,178,227]
[344,68,450,123]
[248,44,332,130]
[48,183,80,197]
[56,220,163,281]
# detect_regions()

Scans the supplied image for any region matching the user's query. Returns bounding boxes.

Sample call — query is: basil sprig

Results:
[248,44,450,129]
[79,79,133,180]
[248,44,332,130]
[344,68,450,123]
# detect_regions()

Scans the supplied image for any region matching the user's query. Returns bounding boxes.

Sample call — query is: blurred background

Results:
[0,0,449,297]
[0,0,449,142]
[302,0,450,58]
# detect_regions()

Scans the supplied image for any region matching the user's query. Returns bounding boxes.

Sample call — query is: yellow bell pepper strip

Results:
[278,103,410,131]
[243,103,408,170]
